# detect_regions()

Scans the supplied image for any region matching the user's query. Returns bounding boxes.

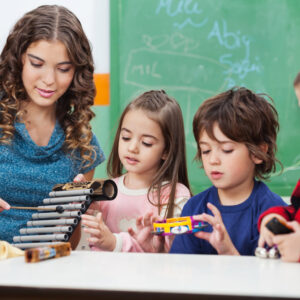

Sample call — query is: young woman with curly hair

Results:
[0,5,105,246]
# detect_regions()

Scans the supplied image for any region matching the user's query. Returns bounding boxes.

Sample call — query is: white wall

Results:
[0,0,109,74]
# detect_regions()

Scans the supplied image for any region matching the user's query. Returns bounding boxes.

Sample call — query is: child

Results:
[170,87,286,255]
[258,179,300,262]
[80,90,191,252]
[0,5,104,246]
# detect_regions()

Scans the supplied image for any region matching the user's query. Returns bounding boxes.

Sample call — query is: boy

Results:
[170,87,287,255]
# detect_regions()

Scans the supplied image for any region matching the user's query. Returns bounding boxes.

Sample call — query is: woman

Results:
[0,5,105,245]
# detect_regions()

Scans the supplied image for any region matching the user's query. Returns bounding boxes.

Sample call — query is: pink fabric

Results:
[94,175,191,252]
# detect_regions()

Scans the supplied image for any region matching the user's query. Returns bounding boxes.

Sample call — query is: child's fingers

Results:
[81,214,97,222]
[135,216,143,231]
[81,218,99,229]
[214,223,225,241]
[286,220,299,231]
[258,234,266,247]
[128,227,136,237]
[83,227,101,236]
[195,213,216,226]
[96,212,103,223]
[194,231,211,241]
[192,214,204,221]
[273,234,286,245]
[143,211,154,227]
[88,236,101,244]
[207,203,222,221]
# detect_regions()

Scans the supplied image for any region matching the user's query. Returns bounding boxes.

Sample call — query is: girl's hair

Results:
[0,5,97,167]
[193,87,280,180]
[107,90,190,218]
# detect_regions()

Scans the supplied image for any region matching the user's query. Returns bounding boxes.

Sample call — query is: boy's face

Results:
[198,123,261,201]
[294,84,300,107]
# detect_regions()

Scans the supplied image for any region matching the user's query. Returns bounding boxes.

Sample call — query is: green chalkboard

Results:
[110,0,300,196]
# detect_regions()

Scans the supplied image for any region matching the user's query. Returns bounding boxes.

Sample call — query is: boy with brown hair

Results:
[170,87,286,255]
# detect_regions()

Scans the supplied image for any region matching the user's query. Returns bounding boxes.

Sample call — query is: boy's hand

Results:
[258,213,286,247]
[193,202,239,255]
[273,221,300,262]
[0,198,10,212]
[128,211,165,253]
[81,212,116,251]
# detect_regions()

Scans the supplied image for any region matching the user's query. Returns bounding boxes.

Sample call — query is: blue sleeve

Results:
[80,133,105,173]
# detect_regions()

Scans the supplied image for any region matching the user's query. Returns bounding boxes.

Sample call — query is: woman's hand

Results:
[193,202,239,255]
[0,198,10,212]
[81,212,116,251]
[73,173,87,182]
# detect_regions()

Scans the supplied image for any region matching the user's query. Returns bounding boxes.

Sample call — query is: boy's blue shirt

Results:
[0,121,105,243]
[170,180,287,255]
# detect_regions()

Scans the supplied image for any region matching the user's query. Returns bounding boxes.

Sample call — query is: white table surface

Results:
[0,251,299,299]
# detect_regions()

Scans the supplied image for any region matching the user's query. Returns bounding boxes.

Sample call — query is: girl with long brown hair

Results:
[80,90,191,252]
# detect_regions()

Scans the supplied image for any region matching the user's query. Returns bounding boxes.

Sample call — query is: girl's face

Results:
[198,123,262,201]
[21,40,75,109]
[118,109,166,180]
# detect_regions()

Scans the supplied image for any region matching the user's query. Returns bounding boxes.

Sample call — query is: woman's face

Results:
[21,39,75,109]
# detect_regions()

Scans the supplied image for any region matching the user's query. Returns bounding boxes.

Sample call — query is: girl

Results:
[80,90,191,252]
[0,5,104,246]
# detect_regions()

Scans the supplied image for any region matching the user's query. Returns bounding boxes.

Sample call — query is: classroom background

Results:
[1,0,300,198]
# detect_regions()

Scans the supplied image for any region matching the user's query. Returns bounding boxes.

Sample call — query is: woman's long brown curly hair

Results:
[0,5,97,168]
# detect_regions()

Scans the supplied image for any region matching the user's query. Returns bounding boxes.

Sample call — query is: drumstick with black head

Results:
[10,205,65,213]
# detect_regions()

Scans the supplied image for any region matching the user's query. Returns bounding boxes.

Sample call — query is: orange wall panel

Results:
[93,73,110,105]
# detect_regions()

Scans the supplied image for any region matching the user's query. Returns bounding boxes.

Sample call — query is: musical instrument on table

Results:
[12,179,117,249]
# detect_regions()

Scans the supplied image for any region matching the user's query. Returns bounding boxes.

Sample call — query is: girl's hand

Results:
[193,202,239,255]
[258,214,286,248]
[0,198,10,212]
[273,221,300,262]
[128,211,165,253]
[81,212,116,251]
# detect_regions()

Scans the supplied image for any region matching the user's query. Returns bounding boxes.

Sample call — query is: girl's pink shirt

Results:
[93,175,191,252]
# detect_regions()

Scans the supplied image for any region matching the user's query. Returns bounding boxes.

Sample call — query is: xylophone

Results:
[12,179,117,249]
